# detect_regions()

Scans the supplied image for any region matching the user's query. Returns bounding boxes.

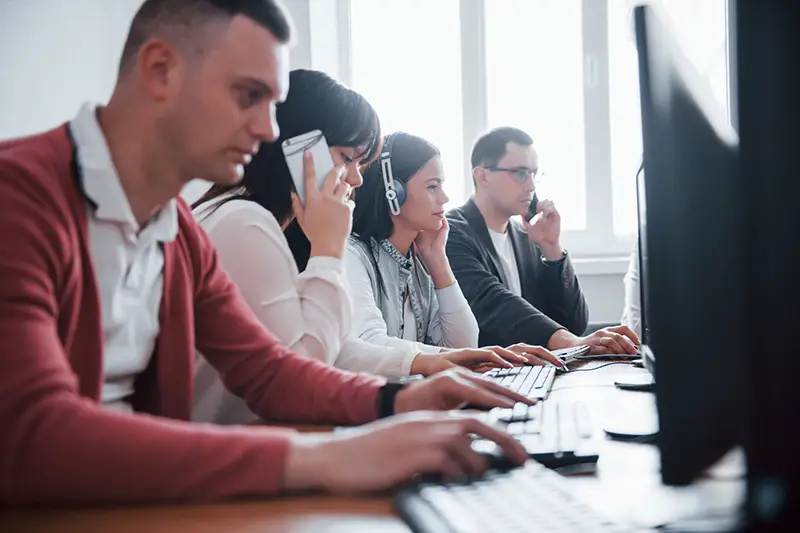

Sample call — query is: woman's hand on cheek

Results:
[414,218,449,263]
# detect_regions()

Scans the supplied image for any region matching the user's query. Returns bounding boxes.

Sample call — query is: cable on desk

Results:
[565,361,639,373]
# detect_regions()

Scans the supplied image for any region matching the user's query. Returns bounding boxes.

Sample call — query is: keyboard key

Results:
[511,402,531,421]
[398,462,629,532]
[525,419,541,434]
[490,407,515,423]
[507,422,527,435]
[533,366,553,389]
[516,367,542,397]
[484,362,556,402]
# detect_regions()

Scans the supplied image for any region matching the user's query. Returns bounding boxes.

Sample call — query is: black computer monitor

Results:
[634,164,656,378]
[634,4,751,487]
[735,1,800,529]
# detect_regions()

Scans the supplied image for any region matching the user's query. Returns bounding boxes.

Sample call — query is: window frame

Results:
[338,0,734,264]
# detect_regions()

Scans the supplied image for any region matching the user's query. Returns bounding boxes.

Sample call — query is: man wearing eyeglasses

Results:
[446,127,640,355]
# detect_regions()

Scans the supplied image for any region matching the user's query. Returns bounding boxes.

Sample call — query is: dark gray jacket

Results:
[445,198,589,347]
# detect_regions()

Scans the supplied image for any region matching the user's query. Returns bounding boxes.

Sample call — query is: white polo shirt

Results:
[69,103,178,412]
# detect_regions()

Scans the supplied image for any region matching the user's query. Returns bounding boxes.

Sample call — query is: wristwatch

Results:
[542,249,568,265]
[376,380,408,418]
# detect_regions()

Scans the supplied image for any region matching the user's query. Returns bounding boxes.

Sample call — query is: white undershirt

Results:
[70,103,178,412]
[488,228,523,297]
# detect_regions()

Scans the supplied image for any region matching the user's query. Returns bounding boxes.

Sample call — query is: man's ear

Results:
[473,166,488,188]
[137,38,181,102]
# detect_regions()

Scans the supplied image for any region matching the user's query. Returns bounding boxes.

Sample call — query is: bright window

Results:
[608,0,730,236]
[349,0,465,206]
[347,0,731,256]
[485,0,586,231]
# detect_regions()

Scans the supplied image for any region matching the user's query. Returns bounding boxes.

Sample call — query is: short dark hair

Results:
[193,68,381,228]
[119,0,292,71]
[470,126,534,169]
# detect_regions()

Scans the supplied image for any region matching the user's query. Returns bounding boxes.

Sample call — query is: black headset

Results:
[380,133,406,215]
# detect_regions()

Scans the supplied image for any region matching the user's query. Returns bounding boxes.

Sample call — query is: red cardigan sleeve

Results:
[186,202,386,425]
[0,155,306,505]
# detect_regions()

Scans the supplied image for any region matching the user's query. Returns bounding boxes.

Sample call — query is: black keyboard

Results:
[483,365,556,400]
[396,461,630,533]
[474,399,599,473]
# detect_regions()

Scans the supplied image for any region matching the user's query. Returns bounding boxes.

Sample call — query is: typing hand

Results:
[501,343,565,367]
[471,343,565,374]
[285,411,527,492]
[444,346,524,370]
[394,367,534,412]
[579,325,640,355]
[412,345,529,376]
[412,345,559,376]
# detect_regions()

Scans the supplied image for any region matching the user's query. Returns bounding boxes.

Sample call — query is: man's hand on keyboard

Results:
[549,325,640,355]
[285,411,528,492]
[394,367,535,412]
[579,325,640,355]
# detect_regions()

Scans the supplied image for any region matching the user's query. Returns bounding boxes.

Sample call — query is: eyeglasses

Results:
[484,166,544,183]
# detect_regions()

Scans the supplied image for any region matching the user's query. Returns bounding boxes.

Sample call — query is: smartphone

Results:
[527,193,540,221]
[281,129,335,204]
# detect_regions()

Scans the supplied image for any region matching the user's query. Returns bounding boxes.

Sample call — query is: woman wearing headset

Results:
[191,73,541,424]
[346,132,561,371]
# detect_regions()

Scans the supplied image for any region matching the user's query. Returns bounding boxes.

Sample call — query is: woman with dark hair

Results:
[347,132,561,368]
[190,71,516,424]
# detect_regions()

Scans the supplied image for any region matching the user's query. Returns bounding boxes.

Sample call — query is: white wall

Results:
[580,272,624,325]
[182,0,343,205]
[0,0,627,323]
[0,0,144,141]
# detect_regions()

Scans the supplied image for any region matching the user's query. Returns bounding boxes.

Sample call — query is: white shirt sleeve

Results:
[205,204,347,363]
[621,240,642,337]
[426,282,480,349]
[344,244,437,355]
[200,201,421,381]
[335,336,419,377]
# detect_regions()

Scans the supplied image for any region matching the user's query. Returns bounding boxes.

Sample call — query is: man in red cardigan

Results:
[0,0,533,506]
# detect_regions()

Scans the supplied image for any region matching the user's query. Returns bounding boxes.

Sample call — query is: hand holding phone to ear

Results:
[291,150,352,260]
[525,196,564,261]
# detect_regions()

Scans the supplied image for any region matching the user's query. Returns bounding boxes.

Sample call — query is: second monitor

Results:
[634,4,750,487]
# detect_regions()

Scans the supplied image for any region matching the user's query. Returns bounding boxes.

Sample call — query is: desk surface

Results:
[2,362,744,532]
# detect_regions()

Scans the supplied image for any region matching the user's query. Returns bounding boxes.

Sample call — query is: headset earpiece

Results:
[380,133,405,215]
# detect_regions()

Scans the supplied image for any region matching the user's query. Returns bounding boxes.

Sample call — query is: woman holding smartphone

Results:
[191,70,527,425]
[346,132,561,369]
